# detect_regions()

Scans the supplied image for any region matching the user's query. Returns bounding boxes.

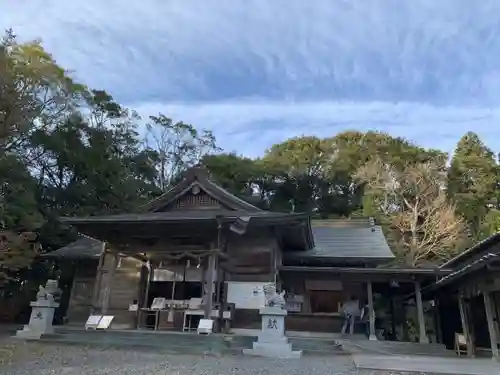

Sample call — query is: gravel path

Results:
[1,339,358,375]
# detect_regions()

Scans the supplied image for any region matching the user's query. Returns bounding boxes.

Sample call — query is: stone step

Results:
[35,329,347,357]
[288,337,345,355]
[340,339,454,357]
[55,329,222,343]
[36,333,228,355]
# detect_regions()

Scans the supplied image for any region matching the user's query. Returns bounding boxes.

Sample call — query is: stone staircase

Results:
[19,326,346,356]
[14,325,453,358]
[38,328,245,355]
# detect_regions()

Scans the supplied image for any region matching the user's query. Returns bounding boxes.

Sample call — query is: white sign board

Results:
[226,282,267,309]
[97,315,114,330]
[151,297,166,310]
[85,315,102,330]
[197,319,213,335]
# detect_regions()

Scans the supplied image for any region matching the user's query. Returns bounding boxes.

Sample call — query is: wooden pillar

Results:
[142,260,152,308]
[482,290,499,360]
[414,281,429,344]
[367,281,377,341]
[433,298,443,344]
[458,294,473,356]
[389,292,396,340]
[204,253,216,319]
[91,242,106,314]
[101,252,119,315]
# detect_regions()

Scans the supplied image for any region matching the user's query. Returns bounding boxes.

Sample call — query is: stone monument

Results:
[16,280,60,339]
[243,283,302,359]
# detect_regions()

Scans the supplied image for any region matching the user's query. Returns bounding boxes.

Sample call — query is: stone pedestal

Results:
[243,306,302,359]
[16,286,60,340]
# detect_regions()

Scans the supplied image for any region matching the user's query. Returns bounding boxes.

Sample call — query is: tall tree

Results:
[145,114,220,190]
[356,158,465,266]
[261,136,330,212]
[0,30,85,154]
[447,132,498,239]
[31,93,160,218]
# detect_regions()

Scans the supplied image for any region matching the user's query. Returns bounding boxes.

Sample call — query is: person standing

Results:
[341,296,360,335]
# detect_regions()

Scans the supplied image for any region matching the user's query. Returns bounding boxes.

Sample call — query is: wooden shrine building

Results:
[427,233,500,359]
[47,167,448,340]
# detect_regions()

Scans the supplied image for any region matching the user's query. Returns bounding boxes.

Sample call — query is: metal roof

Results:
[285,223,394,261]
[435,252,499,287]
[439,231,500,269]
[280,265,449,276]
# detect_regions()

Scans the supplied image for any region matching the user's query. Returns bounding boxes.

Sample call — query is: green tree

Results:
[0,30,86,154]
[261,136,330,213]
[447,132,498,239]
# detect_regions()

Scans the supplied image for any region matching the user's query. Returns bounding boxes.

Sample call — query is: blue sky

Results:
[2,1,500,157]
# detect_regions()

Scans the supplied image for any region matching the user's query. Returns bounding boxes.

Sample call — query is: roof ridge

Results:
[139,166,262,212]
[311,217,376,228]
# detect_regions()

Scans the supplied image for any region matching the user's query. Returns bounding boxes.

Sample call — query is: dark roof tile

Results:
[286,224,394,261]
[42,237,102,260]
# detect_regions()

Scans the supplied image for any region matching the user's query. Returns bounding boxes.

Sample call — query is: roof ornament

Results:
[191,184,201,195]
[183,166,209,181]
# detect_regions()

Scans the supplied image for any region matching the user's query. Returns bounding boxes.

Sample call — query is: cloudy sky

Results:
[2,1,500,157]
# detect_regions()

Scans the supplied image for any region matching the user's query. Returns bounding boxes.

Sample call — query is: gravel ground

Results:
[0,337,440,375]
[0,338,361,375]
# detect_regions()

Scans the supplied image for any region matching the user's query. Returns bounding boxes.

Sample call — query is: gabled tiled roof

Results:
[59,210,304,224]
[42,237,102,260]
[140,167,261,212]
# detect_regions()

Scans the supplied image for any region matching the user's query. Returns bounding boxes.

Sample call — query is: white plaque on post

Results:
[151,297,166,310]
[97,315,114,330]
[85,315,102,330]
[197,319,213,335]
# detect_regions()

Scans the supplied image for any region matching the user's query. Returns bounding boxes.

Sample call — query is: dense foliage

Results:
[2,31,499,312]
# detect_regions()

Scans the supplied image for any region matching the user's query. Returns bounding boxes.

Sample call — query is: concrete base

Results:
[15,328,45,340]
[15,300,59,340]
[243,306,302,359]
[243,343,302,359]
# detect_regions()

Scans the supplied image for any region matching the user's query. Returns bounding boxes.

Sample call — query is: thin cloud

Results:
[2,1,500,155]
[134,100,500,157]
